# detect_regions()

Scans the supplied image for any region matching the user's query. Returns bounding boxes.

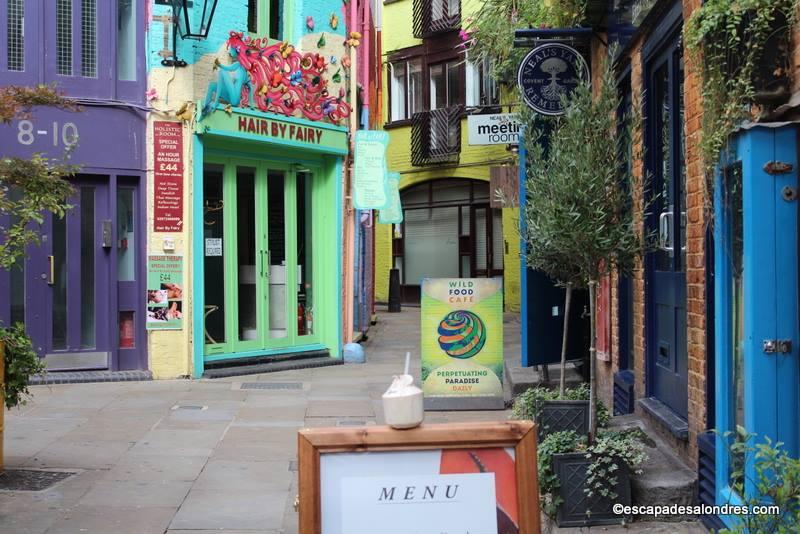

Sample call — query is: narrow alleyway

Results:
[1,307,703,533]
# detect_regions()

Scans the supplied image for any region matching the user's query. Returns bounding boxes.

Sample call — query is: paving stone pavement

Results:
[1,306,706,533]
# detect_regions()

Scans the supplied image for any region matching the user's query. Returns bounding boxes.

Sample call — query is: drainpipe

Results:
[342,0,359,345]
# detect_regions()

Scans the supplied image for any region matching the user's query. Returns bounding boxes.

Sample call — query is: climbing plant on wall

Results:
[685,0,799,210]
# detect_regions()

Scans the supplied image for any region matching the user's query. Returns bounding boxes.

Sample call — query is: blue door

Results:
[646,28,688,418]
[715,126,799,522]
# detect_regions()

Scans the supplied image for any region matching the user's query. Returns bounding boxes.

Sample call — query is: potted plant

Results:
[512,383,609,440]
[537,429,647,526]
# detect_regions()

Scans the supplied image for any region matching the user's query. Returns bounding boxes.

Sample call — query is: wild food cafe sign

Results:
[421,278,504,410]
[517,42,589,116]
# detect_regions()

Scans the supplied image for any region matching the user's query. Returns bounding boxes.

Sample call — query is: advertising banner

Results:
[146,255,184,330]
[421,278,504,410]
[153,121,184,232]
[353,130,389,209]
[378,172,403,224]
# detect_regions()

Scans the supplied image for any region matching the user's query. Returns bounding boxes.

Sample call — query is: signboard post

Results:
[353,130,390,209]
[421,278,504,410]
[146,255,184,330]
[298,421,540,534]
[378,172,403,224]
[517,43,589,116]
[153,121,185,232]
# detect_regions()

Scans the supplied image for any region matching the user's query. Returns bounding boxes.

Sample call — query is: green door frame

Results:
[203,156,322,357]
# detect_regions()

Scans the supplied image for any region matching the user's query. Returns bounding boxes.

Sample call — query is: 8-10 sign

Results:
[17,120,79,147]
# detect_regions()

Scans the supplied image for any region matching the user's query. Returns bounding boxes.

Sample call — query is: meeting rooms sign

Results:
[467,113,521,146]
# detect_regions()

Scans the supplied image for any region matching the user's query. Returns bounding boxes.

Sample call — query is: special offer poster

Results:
[421,278,504,410]
[321,448,519,534]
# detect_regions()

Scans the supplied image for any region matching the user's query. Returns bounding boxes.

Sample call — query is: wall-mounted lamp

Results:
[161,0,220,67]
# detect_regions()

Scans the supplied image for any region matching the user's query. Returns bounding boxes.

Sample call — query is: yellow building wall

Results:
[377,0,521,312]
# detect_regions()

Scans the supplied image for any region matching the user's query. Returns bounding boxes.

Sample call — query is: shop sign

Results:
[197,109,348,153]
[517,43,589,115]
[205,238,222,256]
[146,255,184,330]
[353,130,390,210]
[467,113,522,145]
[153,121,184,232]
[298,422,540,533]
[421,278,504,410]
[378,172,403,224]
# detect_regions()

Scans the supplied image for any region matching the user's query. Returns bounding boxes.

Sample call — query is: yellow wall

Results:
[377,0,521,312]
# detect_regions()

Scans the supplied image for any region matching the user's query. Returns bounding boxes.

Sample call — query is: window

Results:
[429,60,461,110]
[116,0,136,81]
[432,0,459,23]
[248,0,282,40]
[80,0,97,77]
[6,0,24,71]
[466,55,498,107]
[56,0,73,75]
[390,58,423,122]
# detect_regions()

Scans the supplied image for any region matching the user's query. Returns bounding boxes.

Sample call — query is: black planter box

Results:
[552,452,631,527]
[537,400,589,440]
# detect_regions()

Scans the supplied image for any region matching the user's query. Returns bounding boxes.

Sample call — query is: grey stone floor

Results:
[1,306,705,533]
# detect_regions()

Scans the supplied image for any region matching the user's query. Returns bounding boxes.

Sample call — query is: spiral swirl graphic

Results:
[437,310,487,359]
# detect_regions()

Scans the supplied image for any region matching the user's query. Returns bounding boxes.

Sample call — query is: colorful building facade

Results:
[0,0,148,373]
[375,0,522,312]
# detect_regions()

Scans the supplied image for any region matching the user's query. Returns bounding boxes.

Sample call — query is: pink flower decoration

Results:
[145,88,158,101]
[459,29,470,41]
[306,16,315,30]
[341,56,351,69]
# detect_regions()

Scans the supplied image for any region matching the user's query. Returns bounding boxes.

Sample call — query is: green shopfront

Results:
[192,108,346,377]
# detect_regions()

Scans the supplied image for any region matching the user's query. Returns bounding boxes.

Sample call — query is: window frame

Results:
[465,54,498,108]
[247,0,283,41]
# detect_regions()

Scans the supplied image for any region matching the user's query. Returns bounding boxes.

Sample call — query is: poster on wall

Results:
[146,255,184,330]
[353,130,389,209]
[153,121,184,232]
[421,278,504,410]
[298,422,540,534]
[378,172,403,224]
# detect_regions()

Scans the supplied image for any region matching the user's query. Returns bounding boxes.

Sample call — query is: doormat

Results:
[0,469,76,492]
[240,382,303,390]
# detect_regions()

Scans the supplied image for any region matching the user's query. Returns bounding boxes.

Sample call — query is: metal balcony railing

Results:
[412,0,461,38]
[410,106,462,166]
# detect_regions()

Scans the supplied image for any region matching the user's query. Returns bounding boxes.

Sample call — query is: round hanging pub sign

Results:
[517,43,589,116]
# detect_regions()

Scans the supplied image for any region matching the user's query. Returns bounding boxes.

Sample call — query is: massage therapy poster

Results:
[421,278,504,410]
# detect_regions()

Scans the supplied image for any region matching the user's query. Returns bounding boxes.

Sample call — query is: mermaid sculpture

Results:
[201,31,350,124]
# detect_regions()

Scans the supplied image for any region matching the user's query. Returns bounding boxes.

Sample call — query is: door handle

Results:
[659,211,673,252]
[48,255,55,285]
[265,250,271,279]
[260,250,264,278]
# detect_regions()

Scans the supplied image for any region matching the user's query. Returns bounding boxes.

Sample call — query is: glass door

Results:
[203,160,318,358]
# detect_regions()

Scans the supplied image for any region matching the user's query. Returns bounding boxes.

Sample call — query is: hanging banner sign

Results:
[353,130,389,209]
[146,255,184,330]
[421,278,504,410]
[378,172,403,224]
[517,43,589,116]
[467,113,522,145]
[153,121,184,232]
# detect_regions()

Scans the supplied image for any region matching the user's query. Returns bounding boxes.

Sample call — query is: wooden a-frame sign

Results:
[297,421,540,534]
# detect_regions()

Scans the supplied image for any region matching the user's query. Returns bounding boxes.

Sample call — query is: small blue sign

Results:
[517,43,589,116]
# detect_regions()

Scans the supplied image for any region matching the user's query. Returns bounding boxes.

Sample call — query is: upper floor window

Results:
[465,55,498,107]
[413,0,460,38]
[390,58,423,122]
[429,60,462,110]
[248,0,282,40]
[6,0,24,71]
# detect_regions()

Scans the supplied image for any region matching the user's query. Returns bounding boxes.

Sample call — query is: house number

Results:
[17,120,79,147]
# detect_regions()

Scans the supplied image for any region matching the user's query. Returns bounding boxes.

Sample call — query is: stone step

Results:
[202,355,341,379]
[29,370,153,385]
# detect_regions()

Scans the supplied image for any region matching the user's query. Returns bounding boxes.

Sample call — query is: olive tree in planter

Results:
[520,53,651,525]
[0,85,76,470]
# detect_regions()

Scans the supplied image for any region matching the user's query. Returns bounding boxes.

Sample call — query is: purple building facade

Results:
[0,0,148,371]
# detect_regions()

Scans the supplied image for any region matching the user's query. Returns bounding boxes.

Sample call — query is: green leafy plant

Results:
[719,428,800,533]
[511,383,610,428]
[465,0,585,87]
[537,429,647,518]
[521,50,651,439]
[685,0,798,213]
[1,324,46,409]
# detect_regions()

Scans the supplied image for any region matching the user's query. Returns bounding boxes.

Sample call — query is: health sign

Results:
[517,43,589,116]
[421,278,504,410]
